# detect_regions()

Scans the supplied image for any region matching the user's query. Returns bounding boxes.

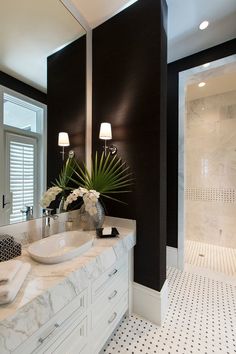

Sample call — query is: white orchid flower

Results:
[90,190,100,199]
[40,186,62,208]
[63,186,100,215]
[80,187,89,194]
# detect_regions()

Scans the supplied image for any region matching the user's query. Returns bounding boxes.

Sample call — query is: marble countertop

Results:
[0,220,136,353]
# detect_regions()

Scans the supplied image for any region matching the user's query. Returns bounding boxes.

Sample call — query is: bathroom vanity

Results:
[0,218,136,354]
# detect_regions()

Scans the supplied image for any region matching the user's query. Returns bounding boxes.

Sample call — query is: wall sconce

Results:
[99,123,117,156]
[58,132,70,161]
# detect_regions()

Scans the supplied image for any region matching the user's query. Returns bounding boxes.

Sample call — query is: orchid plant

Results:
[40,186,62,208]
[63,187,100,216]
[40,156,76,209]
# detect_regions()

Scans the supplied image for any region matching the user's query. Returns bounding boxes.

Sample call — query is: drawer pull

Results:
[108,290,118,300]
[38,323,60,344]
[80,325,85,336]
[108,312,117,324]
[108,269,118,278]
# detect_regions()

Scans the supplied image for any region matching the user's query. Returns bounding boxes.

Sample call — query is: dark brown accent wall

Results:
[0,71,47,104]
[47,35,86,187]
[93,0,167,291]
[167,38,236,248]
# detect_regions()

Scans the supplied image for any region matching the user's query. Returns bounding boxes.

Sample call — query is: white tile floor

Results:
[103,267,236,354]
[185,240,236,276]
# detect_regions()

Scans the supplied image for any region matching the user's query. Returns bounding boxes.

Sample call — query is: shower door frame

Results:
[177,70,186,271]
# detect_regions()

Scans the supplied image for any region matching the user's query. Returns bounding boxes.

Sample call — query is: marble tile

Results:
[185,240,236,276]
[185,90,236,249]
[179,55,236,265]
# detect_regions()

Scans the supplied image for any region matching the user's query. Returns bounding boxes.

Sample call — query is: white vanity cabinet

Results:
[13,289,88,354]
[89,255,129,353]
[13,253,130,354]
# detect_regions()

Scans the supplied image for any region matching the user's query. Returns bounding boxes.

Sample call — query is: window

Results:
[6,134,37,224]
[3,93,43,133]
[0,85,46,225]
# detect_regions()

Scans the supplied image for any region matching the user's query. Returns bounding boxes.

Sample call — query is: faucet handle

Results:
[43,208,54,217]
[21,206,28,215]
[21,206,34,220]
[43,208,59,220]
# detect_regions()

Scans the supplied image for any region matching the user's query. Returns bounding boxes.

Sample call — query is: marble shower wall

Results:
[185,90,236,248]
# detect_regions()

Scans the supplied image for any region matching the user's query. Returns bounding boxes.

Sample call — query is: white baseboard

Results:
[167,246,178,268]
[132,280,168,326]
[128,249,134,316]
[177,247,184,270]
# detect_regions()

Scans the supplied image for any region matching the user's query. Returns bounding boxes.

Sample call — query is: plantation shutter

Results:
[6,133,37,224]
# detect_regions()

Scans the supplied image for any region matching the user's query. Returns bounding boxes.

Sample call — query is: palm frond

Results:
[70,152,133,203]
[53,156,77,190]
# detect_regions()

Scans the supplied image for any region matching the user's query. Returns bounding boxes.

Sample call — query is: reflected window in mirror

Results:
[4,94,39,132]
[0,86,46,225]
[0,0,86,228]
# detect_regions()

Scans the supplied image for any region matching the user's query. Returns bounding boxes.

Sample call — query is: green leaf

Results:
[53,151,134,208]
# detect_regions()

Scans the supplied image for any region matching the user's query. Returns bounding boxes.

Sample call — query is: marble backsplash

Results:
[0,210,80,246]
[0,211,136,248]
[185,90,236,249]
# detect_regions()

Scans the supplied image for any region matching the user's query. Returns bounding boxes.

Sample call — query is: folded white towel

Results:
[0,260,22,284]
[0,263,31,304]
[103,227,112,235]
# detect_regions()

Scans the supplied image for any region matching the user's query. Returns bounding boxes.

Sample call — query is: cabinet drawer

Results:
[91,254,128,302]
[91,268,128,328]
[14,289,87,354]
[92,292,128,353]
[48,316,87,354]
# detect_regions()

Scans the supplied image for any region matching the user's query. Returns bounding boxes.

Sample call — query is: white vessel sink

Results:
[28,231,94,264]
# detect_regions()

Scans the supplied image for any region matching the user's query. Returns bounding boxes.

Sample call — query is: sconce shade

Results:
[58,132,70,146]
[99,123,112,140]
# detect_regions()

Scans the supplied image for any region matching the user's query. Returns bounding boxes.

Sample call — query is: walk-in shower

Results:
[178,54,236,276]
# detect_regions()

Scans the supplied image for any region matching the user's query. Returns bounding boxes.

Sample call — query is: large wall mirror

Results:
[0,0,86,227]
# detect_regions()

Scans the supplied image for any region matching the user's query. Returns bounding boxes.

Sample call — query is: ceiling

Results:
[0,0,85,92]
[166,0,236,62]
[71,0,138,28]
[187,72,236,101]
[72,0,236,62]
[1,0,236,91]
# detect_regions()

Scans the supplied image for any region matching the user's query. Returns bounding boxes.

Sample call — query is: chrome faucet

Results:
[42,208,58,238]
[21,206,34,221]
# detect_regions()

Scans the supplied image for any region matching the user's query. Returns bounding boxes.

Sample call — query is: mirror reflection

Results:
[0,0,86,226]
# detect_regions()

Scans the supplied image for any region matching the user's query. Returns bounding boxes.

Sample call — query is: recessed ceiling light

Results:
[198,82,206,87]
[203,63,210,68]
[199,21,209,30]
